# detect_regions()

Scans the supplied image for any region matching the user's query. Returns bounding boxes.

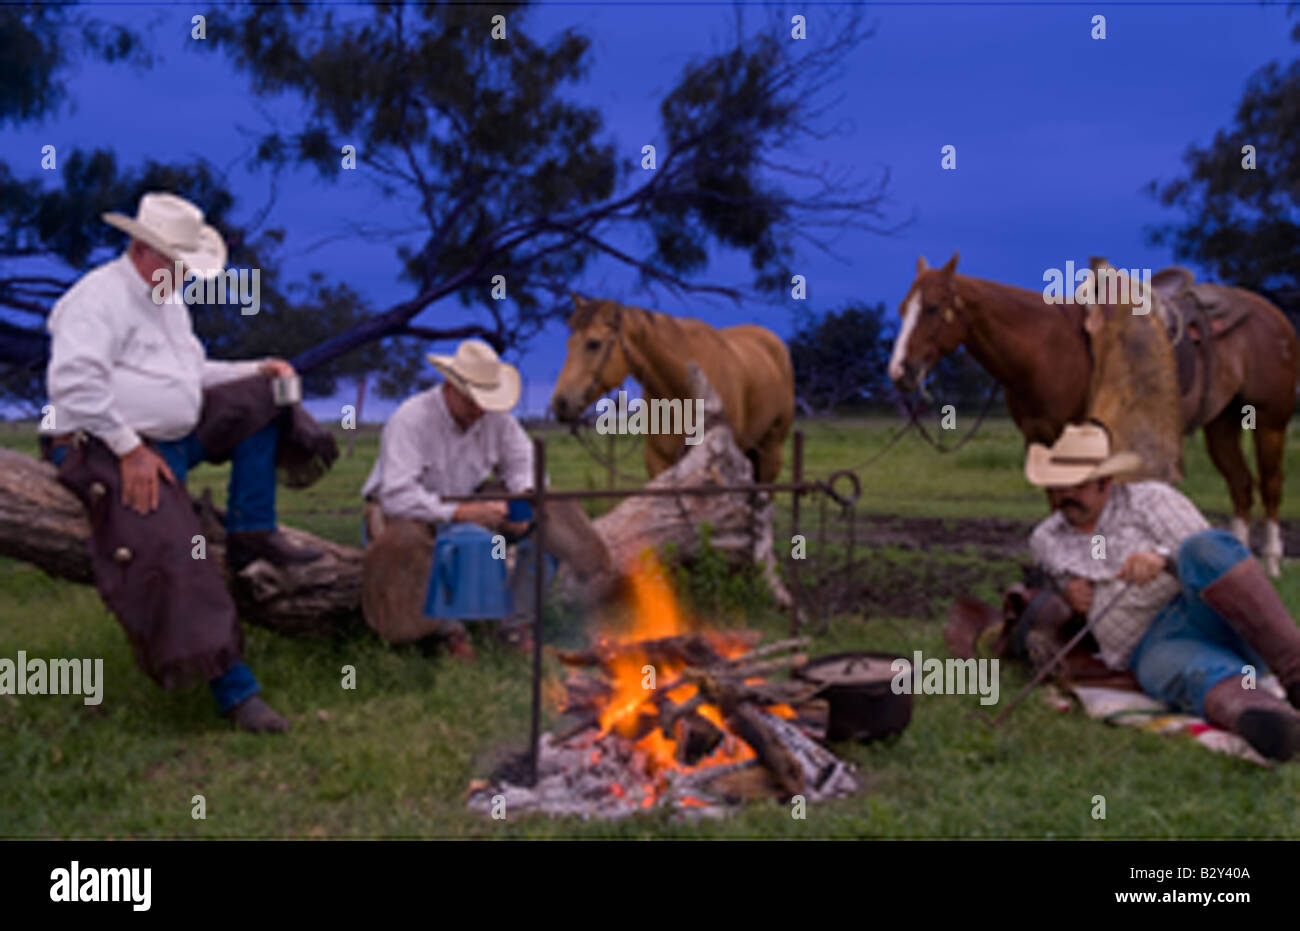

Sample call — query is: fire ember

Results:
[466,555,858,819]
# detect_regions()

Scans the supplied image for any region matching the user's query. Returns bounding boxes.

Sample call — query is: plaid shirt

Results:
[1029,481,1208,669]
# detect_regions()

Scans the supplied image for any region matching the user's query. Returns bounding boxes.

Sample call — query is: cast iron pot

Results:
[795,651,912,743]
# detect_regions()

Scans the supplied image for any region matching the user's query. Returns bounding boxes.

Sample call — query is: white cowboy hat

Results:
[427,339,521,412]
[102,192,227,280]
[1024,423,1143,488]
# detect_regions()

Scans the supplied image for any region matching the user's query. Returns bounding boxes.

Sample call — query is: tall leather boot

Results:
[1198,559,1300,709]
[1203,678,1300,761]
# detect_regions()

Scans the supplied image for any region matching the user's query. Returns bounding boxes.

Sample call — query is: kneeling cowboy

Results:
[361,340,549,660]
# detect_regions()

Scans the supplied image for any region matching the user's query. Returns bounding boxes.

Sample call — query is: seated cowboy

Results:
[43,192,338,733]
[1024,424,1300,760]
[360,339,545,661]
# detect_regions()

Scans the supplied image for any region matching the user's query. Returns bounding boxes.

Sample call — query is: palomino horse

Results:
[550,294,795,482]
[887,252,1299,575]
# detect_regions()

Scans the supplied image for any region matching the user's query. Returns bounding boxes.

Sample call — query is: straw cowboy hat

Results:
[102,192,227,280]
[1024,423,1143,488]
[427,339,521,412]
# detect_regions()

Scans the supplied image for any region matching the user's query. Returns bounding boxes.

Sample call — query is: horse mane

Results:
[569,299,659,332]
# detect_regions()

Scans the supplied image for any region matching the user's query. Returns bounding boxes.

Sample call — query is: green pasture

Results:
[2,416,1299,838]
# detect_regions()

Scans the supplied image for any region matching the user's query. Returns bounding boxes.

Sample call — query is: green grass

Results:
[2,416,1299,838]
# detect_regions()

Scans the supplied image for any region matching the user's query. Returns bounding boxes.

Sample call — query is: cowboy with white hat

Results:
[1024,423,1300,760]
[360,339,610,660]
[360,339,535,659]
[43,191,339,733]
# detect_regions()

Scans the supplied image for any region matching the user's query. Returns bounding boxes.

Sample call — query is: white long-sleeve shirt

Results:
[361,385,534,524]
[45,254,262,455]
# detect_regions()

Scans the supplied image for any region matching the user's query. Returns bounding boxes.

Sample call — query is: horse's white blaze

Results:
[888,292,922,382]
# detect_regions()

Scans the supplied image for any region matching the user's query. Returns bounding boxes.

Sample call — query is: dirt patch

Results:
[847,513,1300,557]
[798,513,1300,622]
[800,548,1021,622]
[847,515,1035,558]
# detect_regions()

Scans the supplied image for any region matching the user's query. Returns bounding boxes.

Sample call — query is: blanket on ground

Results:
[1042,677,1287,768]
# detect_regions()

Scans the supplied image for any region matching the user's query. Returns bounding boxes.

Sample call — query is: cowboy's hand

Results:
[1119,551,1166,585]
[453,501,508,529]
[259,358,296,379]
[1063,577,1093,614]
[119,443,176,515]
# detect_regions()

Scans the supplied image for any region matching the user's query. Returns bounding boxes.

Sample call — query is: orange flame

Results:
[582,551,769,804]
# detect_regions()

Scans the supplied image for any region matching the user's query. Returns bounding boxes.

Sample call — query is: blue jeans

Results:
[153,424,278,532]
[1129,530,1266,717]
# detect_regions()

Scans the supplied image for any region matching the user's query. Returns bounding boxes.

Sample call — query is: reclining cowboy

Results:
[360,339,546,660]
[42,192,338,733]
[1023,424,1300,760]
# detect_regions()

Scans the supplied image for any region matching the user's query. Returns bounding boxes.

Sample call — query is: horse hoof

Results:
[1264,555,1282,578]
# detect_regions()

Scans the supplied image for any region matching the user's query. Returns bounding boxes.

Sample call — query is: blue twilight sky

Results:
[4,1,1296,418]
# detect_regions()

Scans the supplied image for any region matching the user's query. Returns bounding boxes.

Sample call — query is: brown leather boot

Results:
[445,629,476,662]
[1199,558,1300,708]
[227,695,291,734]
[1203,678,1300,761]
[227,530,323,570]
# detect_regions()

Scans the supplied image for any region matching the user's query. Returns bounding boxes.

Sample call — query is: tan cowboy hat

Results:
[102,192,227,280]
[426,339,521,412]
[1024,423,1143,488]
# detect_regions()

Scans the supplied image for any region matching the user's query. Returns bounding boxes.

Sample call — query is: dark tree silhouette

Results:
[195,2,900,374]
[1145,9,1300,329]
[2,2,902,408]
[0,4,420,409]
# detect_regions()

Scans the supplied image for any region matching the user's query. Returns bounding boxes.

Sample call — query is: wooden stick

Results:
[718,637,810,667]
[723,653,808,680]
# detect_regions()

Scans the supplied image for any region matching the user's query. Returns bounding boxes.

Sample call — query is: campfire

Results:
[467,554,858,819]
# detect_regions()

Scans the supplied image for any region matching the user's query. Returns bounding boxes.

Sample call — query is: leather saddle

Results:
[1150,267,1253,409]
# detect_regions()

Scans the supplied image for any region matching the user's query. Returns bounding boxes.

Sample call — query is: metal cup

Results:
[271,374,302,406]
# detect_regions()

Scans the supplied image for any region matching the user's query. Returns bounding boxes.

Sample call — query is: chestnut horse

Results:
[887,252,1299,575]
[550,294,795,482]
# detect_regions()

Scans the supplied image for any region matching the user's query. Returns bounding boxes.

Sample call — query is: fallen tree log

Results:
[0,446,364,637]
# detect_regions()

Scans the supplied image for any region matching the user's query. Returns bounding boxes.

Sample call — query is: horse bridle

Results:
[572,302,628,418]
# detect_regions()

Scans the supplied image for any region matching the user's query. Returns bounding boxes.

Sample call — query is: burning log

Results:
[674,712,725,766]
[719,637,811,667]
[793,698,830,742]
[706,763,785,802]
[558,672,613,714]
[552,632,757,670]
[718,653,809,681]
[726,703,806,799]
[659,693,707,732]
